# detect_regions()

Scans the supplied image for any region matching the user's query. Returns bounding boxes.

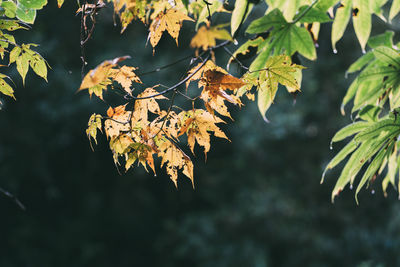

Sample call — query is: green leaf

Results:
[389,0,400,22]
[0,19,27,31]
[1,1,17,18]
[265,0,302,21]
[355,144,389,203]
[346,51,374,75]
[256,55,304,120]
[352,0,371,53]
[228,37,264,69]
[196,0,224,30]
[367,31,394,49]
[372,46,400,68]
[321,140,358,183]
[16,2,36,24]
[257,81,277,122]
[332,136,384,202]
[341,77,359,115]
[18,0,47,10]
[354,119,399,143]
[231,0,252,36]
[275,24,316,60]
[293,5,332,23]
[331,0,352,52]
[314,0,339,11]
[331,121,371,143]
[358,105,381,122]
[246,8,286,34]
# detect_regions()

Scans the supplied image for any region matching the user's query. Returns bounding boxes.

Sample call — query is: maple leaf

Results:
[185,60,226,88]
[86,113,102,146]
[190,25,232,51]
[186,60,246,118]
[104,104,131,139]
[199,69,245,118]
[178,109,229,157]
[158,138,194,187]
[110,65,142,95]
[256,55,304,122]
[78,56,131,99]
[133,87,168,124]
[148,8,194,51]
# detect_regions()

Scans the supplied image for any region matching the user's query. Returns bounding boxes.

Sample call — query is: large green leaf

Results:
[16,2,36,24]
[372,46,400,68]
[331,121,371,143]
[18,0,47,10]
[246,9,286,34]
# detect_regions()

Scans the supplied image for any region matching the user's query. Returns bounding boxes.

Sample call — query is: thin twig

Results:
[0,187,25,210]
[222,46,249,70]
[132,53,211,100]
[137,54,194,76]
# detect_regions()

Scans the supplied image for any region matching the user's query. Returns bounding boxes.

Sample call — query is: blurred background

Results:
[0,2,400,266]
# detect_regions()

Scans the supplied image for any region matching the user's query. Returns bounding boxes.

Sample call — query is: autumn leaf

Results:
[158,138,194,187]
[178,109,229,157]
[110,65,142,95]
[78,56,133,99]
[199,69,245,118]
[133,87,167,123]
[57,0,64,8]
[185,60,226,88]
[104,104,131,139]
[148,8,194,51]
[86,113,102,145]
[190,25,232,51]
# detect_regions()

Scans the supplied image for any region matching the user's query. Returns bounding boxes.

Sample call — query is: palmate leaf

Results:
[246,8,316,60]
[251,55,304,121]
[331,0,387,53]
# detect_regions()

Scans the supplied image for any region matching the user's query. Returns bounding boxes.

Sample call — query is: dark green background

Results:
[0,2,399,266]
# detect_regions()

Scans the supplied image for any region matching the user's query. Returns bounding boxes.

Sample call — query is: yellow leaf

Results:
[148,8,194,50]
[86,113,102,145]
[57,0,64,8]
[78,56,132,99]
[133,87,167,123]
[110,65,142,95]
[104,104,131,139]
[178,109,229,157]
[190,25,232,51]
[158,138,194,187]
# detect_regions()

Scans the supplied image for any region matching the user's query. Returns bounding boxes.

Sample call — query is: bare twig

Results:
[0,187,25,210]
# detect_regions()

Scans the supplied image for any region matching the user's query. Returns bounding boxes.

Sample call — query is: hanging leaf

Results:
[190,25,232,51]
[148,8,194,51]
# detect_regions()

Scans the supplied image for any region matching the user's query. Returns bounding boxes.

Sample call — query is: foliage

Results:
[3,0,400,203]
